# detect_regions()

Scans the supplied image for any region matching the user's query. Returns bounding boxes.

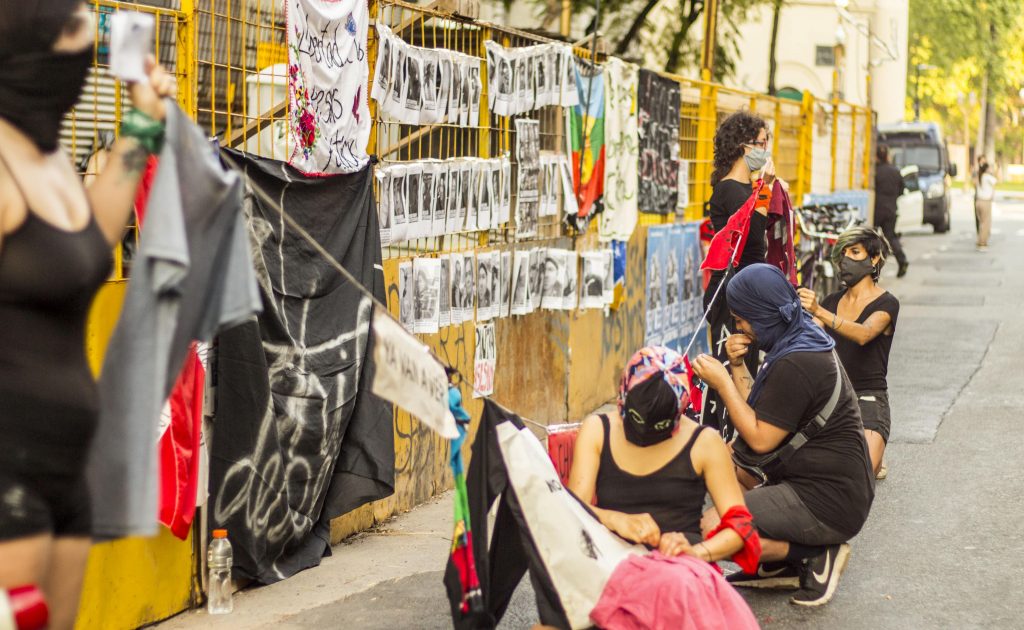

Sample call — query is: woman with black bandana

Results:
[798,227,899,480]
[0,3,176,627]
[703,111,776,439]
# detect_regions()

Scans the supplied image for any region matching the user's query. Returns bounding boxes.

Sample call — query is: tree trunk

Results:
[984,97,997,163]
[975,73,988,162]
[767,0,783,95]
[664,1,703,73]
[614,0,664,55]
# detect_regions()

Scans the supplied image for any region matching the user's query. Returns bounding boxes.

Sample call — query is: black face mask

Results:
[0,49,92,153]
[622,377,679,447]
[839,256,875,287]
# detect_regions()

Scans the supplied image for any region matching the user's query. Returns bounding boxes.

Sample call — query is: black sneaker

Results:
[790,543,851,607]
[897,262,909,278]
[726,561,801,589]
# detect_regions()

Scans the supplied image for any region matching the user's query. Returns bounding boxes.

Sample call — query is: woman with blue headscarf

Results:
[691,264,874,608]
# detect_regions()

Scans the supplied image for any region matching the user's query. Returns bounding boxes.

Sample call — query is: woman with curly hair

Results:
[703,111,776,438]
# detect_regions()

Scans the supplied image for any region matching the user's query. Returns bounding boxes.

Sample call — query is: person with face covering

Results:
[703,111,776,440]
[692,264,874,608]
[0,3,176,628]
[798,227,899,480]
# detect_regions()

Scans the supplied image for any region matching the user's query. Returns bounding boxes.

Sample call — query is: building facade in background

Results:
[730,0,909,125]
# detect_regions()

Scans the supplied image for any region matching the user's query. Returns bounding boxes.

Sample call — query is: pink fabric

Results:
[590,552,760,630]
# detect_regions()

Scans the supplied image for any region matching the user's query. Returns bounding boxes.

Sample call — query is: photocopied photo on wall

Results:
[375,167,393,246]
[398,261,414,332]
[439,255,451,328]
[413,257,441,334]
[511,250,531,316]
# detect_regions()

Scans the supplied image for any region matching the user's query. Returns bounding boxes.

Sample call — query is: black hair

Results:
[0,1,85,58]
[980,162,990,176]
[877,144,889,163]
[711,111,768,186]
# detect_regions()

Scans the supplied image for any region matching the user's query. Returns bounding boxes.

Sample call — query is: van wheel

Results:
[933,206,950,233]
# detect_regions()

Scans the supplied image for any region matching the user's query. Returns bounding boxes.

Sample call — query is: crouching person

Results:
[691,264,874,607]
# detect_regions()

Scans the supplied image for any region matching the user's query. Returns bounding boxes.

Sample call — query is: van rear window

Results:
[889,146,941,173]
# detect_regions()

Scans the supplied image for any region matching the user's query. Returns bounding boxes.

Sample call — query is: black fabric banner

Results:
[210,149,393,583]
[443,400,569,630]
[638,69,682,215]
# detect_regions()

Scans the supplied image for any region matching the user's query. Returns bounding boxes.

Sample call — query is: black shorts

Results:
[0,470,91,540]
[857,389,891,444]
[745,483,848,546]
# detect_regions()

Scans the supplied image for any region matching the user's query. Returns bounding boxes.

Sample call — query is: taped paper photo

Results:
[490,161,501,230]
[488,252,501,321]
[464,160,479,232]
[421,50,439,124]
[413,257,441,334]
[603,248,615,305]
[449,56,465,123]
[418,163,435,239]
[438,54,452,123]
[404,51,424,122]
[468,64,482,127]
[477,162,492,231]
[476,252,493,321]
[405,163,421,236]
[534,46,550,108]
[541,250,565,310]
[450,253,464,325]
[387,43,407,120]
[375,168,392,246]
[559,156,578,217]
[500,157,512,224]
[439,255,451,328]
[511,250,530,316]
[563,250,578,311]
[562,47,579,106]
[432,161,448,237]
[580,252,606,310]
[399,261,414,331]
[500,251,512,318]
[371,24,393,103]
[390,166,409,243]
[529,248,544,313]
[445,166,461,234]
[462,252,475,322]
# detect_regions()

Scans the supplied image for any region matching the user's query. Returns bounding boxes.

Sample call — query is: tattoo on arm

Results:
[119,142,149,180]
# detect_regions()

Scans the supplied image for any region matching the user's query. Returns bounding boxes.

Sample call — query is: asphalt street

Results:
[160,190,1024,630]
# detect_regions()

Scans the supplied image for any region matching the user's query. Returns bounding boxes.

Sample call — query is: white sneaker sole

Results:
[790,544,851,607]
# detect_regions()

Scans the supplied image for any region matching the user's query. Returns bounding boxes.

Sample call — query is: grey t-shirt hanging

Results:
[88,103,261,538]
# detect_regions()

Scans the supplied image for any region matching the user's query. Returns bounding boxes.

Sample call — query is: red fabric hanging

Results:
[700,180,765,272]
[158,347,205,539]
[765,180,799,286]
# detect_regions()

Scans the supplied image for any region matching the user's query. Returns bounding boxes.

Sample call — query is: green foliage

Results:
[909,0,1024,160]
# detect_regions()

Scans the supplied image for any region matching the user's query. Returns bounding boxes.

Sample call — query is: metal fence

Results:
[63,0,874,276]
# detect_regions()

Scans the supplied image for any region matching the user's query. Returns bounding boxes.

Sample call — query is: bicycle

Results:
[795,203,861,301]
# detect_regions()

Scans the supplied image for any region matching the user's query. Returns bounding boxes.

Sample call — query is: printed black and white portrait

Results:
[562,251,578,310]
[445,165,460,233]
[489,253,501,319]
[511,250,530,315]
[683,246,696,301]
[458,162,470,222]
[391,170,408,245]
[529,248,543,312]
[413,257,441,334]
[450,56,465,122]
[450,254,464,325]
[433,162,448,236]
[603,248,615,305]
[422,52,438,113]
[490,164,501,228]
[501,157,512,223]
[462,252,475,318]
[550,46,562,105]
[648,255,661,311]
[559,156,578,217]
[665,251,679,309]
[375,169,393,247]
[419,165,435,239]
[388,44,407,118]
[467,65,482,125]
[563,48,576,101]
[371,26,392,103]
[438,56,453,123]
[399,261,414,331]
[464,161,479,231]
[515,119,541,239]
[405,51,423,114]
[477,164,492,225]
[404,167,420,230]
[535,49,548,107]
[476,254,492,319]
[580,252,606,309]
[516,53,530,107]
[541,250,565,310]
[439,255,451,327]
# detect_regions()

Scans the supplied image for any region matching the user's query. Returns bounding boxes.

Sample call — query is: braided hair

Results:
[711,111,769,187]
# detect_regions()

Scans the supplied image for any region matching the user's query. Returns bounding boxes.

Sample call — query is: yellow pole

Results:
[795,90,814,204]
[561,0,571,37]
[772,99,782,160]
[700,0,720,80]
[695,81,718,214]
[848,107,857,189]
[830,92,839,192]
[176,0,197,119]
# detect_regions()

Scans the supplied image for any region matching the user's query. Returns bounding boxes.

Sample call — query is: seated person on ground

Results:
[568,346,754,561]
[798,226,899,478]
[692,264,875,608]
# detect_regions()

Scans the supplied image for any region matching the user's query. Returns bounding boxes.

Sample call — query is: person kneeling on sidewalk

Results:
[691,264,875,607]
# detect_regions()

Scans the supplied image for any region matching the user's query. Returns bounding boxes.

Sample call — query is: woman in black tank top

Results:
[0,3,176,627]
[567,347,753,564]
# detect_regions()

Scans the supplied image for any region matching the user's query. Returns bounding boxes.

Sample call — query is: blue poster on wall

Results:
[645,222,709,356]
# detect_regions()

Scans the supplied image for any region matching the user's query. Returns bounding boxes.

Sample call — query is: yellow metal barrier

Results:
[59,3,873,628]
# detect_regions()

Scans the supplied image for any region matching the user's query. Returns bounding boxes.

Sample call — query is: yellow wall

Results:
[77,282,195,630]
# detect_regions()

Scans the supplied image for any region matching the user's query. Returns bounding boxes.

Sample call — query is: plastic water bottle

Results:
[207,529,233,615]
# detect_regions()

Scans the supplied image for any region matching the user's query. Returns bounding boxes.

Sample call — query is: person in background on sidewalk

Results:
[704,111,775,439]
[873,145,909,278]
[975,161,996,251]
[692,264,874,608]
[798,227,898,480]
[0,3,175,628]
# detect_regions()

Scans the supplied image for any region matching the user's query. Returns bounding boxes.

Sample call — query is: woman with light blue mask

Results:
[703,111,777,440]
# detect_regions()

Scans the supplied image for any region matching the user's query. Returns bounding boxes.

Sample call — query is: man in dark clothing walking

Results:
[874,145,909,277]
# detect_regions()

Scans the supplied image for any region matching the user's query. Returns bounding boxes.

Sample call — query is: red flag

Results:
[158,346,205,539]
[682,355,703,415]
[765,180,799,286]
[700,180,765,272]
